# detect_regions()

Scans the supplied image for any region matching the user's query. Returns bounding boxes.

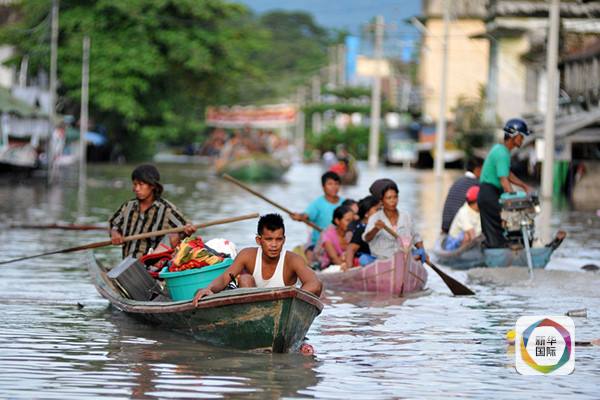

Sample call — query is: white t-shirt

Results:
[448,203,481,238]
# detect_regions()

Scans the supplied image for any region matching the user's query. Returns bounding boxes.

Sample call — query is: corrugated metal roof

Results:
[493,1,600,18]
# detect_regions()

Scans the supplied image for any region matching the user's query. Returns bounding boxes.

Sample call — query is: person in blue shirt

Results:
[292,171,345,248]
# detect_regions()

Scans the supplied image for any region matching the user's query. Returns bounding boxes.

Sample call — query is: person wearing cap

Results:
[109,164,196,259]
[478,118,532,248]
[444,186,482,251]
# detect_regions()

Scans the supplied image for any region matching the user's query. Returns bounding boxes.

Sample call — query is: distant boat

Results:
[327,154,359,185]
[153,152,214,165]
[0,143,38,172]
[215,154,290,181]
[317,249,427,296]
[87,253,323,353]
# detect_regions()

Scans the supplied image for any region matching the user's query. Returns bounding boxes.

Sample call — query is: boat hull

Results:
[317,250,427,296]
[432,235,559,269]
[87,253,323,353]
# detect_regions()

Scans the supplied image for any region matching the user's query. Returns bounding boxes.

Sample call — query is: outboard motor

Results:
[499,191,540,248]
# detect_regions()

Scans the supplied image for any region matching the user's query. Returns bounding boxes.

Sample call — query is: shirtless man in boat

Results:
[192,213,323,306]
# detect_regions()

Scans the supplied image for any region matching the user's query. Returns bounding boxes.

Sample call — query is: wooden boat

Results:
[317,249,427,296]
[215,154,289,181]
[431,235,486,269]
[329,155,359,185]
[431,234,564,269]
[339,163,358,185]
[87,253,323,353]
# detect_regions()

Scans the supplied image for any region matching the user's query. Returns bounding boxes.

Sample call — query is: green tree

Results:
[0,0,269,159]
[244,11,332,101]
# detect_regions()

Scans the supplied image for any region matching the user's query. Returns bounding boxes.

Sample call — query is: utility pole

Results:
[48,0,59,184]
[295,87,306,159]
[79,36,90,189]
[539,0,560,244]
[337,44,346,86]
[328,46,336,87]
[311,75,322,135]
[368,15,384,169]
[434,0,450,178]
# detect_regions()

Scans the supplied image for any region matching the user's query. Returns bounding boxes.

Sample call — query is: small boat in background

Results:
[215,154,290,181]
[327,152,359,185]
[338,160,358,185]
[87,253,323,353]
[317,249,427,296]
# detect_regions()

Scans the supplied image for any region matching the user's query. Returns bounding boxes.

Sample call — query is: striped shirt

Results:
[109,197,190,259]
[441,172,478,233]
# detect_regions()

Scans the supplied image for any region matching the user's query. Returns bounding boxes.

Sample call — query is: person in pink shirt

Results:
[316,205,354,270]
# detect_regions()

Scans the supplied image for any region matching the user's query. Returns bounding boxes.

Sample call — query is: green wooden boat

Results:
[87,253,323,353]
[216,155,289,181]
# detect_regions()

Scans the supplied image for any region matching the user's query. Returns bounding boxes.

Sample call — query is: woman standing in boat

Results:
[362,181,428,262]
[109,164,196,259]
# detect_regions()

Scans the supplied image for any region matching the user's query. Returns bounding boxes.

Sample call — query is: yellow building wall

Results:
[419,18,489,122]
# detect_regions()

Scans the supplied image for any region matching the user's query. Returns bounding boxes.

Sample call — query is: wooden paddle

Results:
[381,225,475,296]
[222,173,323,232]
[0,213,259,265]
[10,223,107,231]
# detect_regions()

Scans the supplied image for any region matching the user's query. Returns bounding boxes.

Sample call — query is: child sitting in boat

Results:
[363,180,428,263]
[444,186,482,251]
[345,195,380,268]
[192,214,322,306]
[314,205,354,271]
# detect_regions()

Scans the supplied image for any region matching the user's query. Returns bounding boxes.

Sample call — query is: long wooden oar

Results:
[0,213,259,265]
[10,223,107,231]
[382,225,475,296]
[222,174,322,232]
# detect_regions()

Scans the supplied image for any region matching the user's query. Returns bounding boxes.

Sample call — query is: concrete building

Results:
[417,0,489,122]
[475,0,600,123]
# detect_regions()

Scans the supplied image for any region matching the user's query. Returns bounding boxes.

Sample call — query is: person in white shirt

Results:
[362,181,427,262]
[444,186,482,251]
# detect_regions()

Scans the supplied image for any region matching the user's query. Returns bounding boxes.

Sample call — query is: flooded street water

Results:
[0,162,598,399]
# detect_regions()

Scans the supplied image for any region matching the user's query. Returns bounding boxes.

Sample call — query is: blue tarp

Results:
[85,131,107,146]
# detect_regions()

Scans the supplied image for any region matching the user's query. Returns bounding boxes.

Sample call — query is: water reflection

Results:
[104,311,321,399]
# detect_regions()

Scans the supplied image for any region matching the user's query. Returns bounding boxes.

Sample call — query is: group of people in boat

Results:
[440,118,540,251]
[290,171,427,272]
[108,164,323,303]
[108,117,540,304]
[203,126,298,171]
[107,164,425,305]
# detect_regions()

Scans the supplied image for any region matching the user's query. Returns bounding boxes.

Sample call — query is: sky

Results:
[237,0,423,60]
